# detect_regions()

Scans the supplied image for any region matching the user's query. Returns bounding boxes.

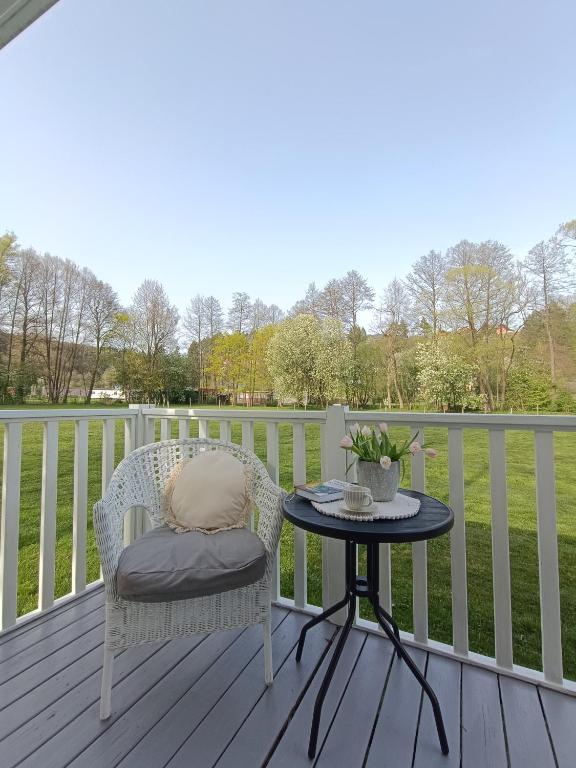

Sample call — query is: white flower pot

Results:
[356,459,400,502]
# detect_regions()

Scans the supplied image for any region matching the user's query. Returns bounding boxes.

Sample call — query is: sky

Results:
[0,0,575,323]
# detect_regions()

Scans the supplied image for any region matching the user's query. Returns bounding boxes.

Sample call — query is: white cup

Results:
[343,485,373,513]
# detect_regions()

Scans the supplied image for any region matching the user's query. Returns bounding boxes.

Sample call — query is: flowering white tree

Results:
[416,340,483,412]
[266,314,352,406]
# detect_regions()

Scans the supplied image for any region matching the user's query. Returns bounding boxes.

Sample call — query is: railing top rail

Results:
[0,408,135,422]
[344,410,576,431]
[140,407,327,422]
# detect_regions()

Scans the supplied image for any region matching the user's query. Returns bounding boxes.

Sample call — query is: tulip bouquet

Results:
[339,422,437,471]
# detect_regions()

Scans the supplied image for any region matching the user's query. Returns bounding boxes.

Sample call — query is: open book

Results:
[294,479,348,503]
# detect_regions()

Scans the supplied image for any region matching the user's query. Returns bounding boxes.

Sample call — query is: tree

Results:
[227,292,252,333]
[318,279,344,324]
[373,279,410,408]
[206,332,250,404]
[290,282,322,318]
[558,219,576,251]
[184,294,208,400]
[130,280,179,401]
[404,250,445,336]
[338,270,375,330]
[443,240,522,408]
[416,340,483,412]
[266,314,351,406]
[84,277,120,402]
[524,238,574,383]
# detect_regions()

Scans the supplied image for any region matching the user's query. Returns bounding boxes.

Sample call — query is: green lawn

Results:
[1,408,574,680]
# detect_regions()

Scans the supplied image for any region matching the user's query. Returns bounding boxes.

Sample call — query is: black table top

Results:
[283,489,454,544]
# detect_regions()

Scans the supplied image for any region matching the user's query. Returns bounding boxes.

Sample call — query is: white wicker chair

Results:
[93,437,285,720]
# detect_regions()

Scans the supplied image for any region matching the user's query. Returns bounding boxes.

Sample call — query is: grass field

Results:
[1,405,574,680]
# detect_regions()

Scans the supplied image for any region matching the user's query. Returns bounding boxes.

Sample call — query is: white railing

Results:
[1,404,575,696]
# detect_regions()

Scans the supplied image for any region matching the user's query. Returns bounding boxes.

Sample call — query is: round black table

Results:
[283,489,454,759]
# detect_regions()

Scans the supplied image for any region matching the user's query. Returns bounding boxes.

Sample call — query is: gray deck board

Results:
[214,619,336,768]
[364,647,427,768]
[540,687,576,768]
[461,664,507,768]
[165,611,310,768]
[315,633,393,768]
[266,624,366,768]
[500,675,556,768]
[0,587,574,768]
[413,653,461,768]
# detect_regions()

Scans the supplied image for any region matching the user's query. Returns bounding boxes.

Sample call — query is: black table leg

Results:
[296,541,356,663]
[366,543,449,756]
[308,599,355,758]
[297,540,449,759]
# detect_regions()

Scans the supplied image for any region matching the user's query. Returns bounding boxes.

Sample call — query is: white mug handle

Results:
[363,492,373,507]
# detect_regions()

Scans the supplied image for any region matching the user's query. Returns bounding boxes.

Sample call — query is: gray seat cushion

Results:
[116,525,266,602]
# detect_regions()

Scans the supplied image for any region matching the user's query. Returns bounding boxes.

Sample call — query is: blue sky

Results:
[0,0,574,319]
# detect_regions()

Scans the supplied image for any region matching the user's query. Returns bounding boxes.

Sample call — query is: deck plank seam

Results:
[61,633,216,768]
[0,601,105,664]
[458,660,463,768]
[409,651,429,768]
[496,674,512,768]
[0,646,129,740]
[0,586,104,645]
[158,610,293,768]
[360,634,396,768]
[261,623,339,768]
[536,687,560,768]
[4,643,168,768]
[212,618,339,768]
[0,614,105,689]
[311,631,370,766]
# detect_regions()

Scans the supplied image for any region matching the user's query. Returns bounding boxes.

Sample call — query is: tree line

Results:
[0,219,574,411]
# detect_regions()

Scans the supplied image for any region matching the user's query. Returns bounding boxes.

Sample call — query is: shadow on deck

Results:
[0,586,574,767]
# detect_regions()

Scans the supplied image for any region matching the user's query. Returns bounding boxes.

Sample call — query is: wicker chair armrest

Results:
[93,489,140,597]
[254,472,286,560]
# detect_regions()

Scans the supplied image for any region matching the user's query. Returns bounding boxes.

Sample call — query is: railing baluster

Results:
[160,418,170,441]
[102,419,115,495]
[241,421,254,451]
[411,425,428,643]
[144,416,156,445]
[72,419,88,594]
[198,418,208,439]
[219,420,231,442]
[448,426,469,655]
[535,429,563,684]
[178,418,188,440]
[266,422,281,601]
[489,428,513,669]
[0,421,22,629]
[39,421,59,611]
[292,422,307,608]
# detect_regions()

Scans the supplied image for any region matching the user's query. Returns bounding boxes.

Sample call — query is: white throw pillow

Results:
[164,450,252,534]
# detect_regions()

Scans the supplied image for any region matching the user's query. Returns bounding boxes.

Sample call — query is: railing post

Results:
[322,405,348,622]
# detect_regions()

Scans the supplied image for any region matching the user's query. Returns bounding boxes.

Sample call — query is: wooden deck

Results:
[0,586,574,768]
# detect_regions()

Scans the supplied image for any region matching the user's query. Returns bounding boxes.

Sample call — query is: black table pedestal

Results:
[296,540,449,760]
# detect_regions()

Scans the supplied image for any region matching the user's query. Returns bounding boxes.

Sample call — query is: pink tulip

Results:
[380,456,392,470]
[361,425,372,437]
[425,447,438,458]
[350,422,360,436]
[378,422,388,433]
[340,436,353,449]
[409,441,422,454]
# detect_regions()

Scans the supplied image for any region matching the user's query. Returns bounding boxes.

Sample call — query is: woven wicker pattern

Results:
[93,438,285,652]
